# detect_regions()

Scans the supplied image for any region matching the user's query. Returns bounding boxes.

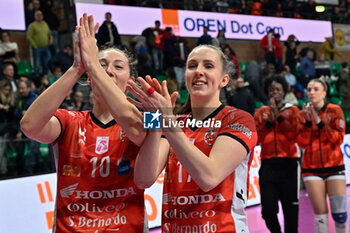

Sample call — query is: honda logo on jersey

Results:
[95,137,109,154]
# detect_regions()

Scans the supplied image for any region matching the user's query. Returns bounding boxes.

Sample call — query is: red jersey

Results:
[297,103,345,175]
[154,28,166,50]
[162,105,257,233]
[52,109,146,233]
[254,104,301,160]
[259,34,273,54]
[273,39,283,59]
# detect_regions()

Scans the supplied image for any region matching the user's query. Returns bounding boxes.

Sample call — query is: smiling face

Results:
[185,46,228,102]
[307,81,326,105]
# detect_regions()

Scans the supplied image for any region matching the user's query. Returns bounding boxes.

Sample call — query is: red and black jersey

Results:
[297,103,345,175]
[162,105,257,233]
[52,109,146,233]
[254,104,301,160]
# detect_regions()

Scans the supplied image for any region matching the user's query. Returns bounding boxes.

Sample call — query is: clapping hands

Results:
[127,75,178,116]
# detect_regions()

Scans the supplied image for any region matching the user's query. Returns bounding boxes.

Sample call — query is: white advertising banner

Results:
[0,173,163,232]
[247,146,262,206]
[333,24,350,51]
[0,0,25,30]
[75,3,332,42]
[341,134,350,184]
[1,137,349,232]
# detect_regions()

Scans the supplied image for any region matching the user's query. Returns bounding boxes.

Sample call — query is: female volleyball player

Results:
[298,78,348,233]
[128,44,257,233]
[20,14,148,232]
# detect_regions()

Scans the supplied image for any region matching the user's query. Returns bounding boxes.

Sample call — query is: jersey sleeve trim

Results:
[53,115,63,144]
[217,132,250,154]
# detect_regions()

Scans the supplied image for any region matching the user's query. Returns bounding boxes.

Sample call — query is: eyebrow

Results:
[187,59,215,63]
[99,58,126,64]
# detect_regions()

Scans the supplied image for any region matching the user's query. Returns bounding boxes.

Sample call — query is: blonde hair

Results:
[309,78,328,92]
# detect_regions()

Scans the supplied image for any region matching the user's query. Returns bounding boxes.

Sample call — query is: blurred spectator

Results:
[0,79,15,176]
[18,75,36,91]
[332,7,341,23]
[216,0,230,13]
[163,27,178,70]
[14,79,42,175]
[285,40,298,75]
[165,67,179,98]
[293,8,303,19]
[0,30,19,64]
[320,37,341,61]
[136,53,155,79]
[251,0,263,15]
[73,91,84,111]
[284,84,298,105]
[301,0,316,19]
[261,0,277,16]
[337,62,350,112]
[202,1,214,11]
[96,12,122,48]
[184,0,200,11]
[141,26,155,56]
[281,0,296,18]
[273,33,283,73]
[285,34,300,48]
[60,88,75,111]
[228,0,241,8]
[82,91,95,111]
[75,80,91,105]
[48,44,73,73]
[2,63,17,92]
[245,61,265,103]
[131,36,147,57]
[299,41,317,61]
[173,38,190,89]
[314,54,331,81]
[197,26,212,46]
[226,77,255,115]
[299,50,316,88]
[259,63,276,103]
[240,0,250,14]
[262,63,276,81]
[212,29,226,48]
[260,28,275,65]
[27,10,52,77]
[37,75,50,94]
[43,3,60,55]
[281,65,296,86]
[49,65,63,85]
[281,65,305,100]
[152,20,166,75]
[223,45,241,78]
[25,0,41,27]
[25,1,35,27]
[342,12,350,24]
